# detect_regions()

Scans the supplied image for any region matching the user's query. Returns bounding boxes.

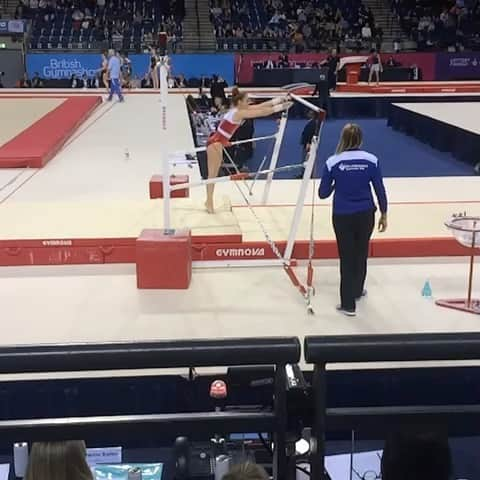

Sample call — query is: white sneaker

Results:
[336,305,356,317]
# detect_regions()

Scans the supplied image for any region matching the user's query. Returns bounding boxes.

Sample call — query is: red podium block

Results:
[149,175,189,199]
[136,228,192,289]
[346,64,361,85]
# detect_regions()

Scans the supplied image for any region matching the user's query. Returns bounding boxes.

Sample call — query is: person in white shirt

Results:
[362,24,372,39]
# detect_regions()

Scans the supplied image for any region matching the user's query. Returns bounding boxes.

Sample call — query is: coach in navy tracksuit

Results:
[319,123,388,316]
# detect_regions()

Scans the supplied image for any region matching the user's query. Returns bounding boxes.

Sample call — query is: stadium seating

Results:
[26,0,185,51]
[392,0,480,50]
[211,0,379,52]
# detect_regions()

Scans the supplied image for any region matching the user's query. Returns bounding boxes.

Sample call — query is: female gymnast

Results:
[100,51,109,90]
[205,87,292,213]
[368,48,383,86]
[149,47,159,89]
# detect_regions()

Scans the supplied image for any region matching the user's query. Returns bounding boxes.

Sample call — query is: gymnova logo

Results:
[42,240,73,246]
[215,247,265,257]
[41,59,98,79]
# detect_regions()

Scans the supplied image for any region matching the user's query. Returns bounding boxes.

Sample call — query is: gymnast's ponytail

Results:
[231,86,247,106]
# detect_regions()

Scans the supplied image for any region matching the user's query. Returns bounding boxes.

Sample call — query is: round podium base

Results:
[436,298,480,315]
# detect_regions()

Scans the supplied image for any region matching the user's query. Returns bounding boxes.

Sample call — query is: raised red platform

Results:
[336,82,480,94]
[0,96,101,168]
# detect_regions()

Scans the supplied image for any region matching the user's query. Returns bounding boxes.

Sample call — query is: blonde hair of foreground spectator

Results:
[336,123,363,154]
[222,462,269,480]
[25,440,93,480]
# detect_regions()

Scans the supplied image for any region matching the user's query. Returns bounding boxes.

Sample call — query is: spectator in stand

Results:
[19,73,32,88]
[382,432,452,480]
[292,29,305,53]
[210,74,227,100]
[264,57,276,69]
[70,74,79,88]
[14,0,25,19]
[88,75,101,89]
[386,55,400,67]
[25,441,93,480]
[278,53,289,68]
[31,72,44,88]
[177,74,186,88]
[362,22,372,40]
[198,86,211,110]
[141,72,153,88]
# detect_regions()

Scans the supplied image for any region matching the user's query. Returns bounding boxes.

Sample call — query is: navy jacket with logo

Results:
[319,149,388,215]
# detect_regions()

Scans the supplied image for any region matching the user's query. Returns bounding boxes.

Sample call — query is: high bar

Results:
[290,93,325,117]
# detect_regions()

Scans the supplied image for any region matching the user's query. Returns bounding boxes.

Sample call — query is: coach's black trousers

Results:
[333,209,375,311]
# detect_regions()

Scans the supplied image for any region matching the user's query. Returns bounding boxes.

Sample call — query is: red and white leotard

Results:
[207,108,244,147]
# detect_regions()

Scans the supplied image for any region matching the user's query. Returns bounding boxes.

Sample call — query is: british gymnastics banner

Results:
[26,53,150,79]
[435,52,480,80]
[26,53,235,84]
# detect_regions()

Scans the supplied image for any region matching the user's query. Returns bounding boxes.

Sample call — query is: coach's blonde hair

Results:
[336,123,363,154]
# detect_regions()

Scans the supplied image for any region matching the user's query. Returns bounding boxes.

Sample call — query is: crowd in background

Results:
[19,0,185,51]
[211,0,382,52]
[22,431,454,480]
[391,0,480,50]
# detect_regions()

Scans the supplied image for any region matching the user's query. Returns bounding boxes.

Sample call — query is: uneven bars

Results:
[169,173,248,191]
[290,93,326,117]
[168,163,306,192]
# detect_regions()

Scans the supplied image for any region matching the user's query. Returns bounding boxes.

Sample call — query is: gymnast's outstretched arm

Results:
[234,100,292,120]
[248,95,290,110]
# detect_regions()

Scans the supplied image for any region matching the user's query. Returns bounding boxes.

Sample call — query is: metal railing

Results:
[0,337,300,480]
[304,332,480,480]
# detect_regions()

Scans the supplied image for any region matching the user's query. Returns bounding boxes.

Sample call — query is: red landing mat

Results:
[0,96,101,168]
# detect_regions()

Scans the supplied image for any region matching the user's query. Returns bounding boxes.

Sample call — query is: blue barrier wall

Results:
[169,54,234,84]
[26,53,235,84]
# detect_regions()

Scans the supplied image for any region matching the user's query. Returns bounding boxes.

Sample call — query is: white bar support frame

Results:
[159,56,169,130]
[283,130,321,262]
[261,112,288,205]
[160,55,170,226]
[162,150,172,230]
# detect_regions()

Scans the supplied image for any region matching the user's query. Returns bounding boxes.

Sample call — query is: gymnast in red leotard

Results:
[205,87,292,213]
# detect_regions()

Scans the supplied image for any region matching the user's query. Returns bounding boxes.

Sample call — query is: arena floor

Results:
[0,90,479,375]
